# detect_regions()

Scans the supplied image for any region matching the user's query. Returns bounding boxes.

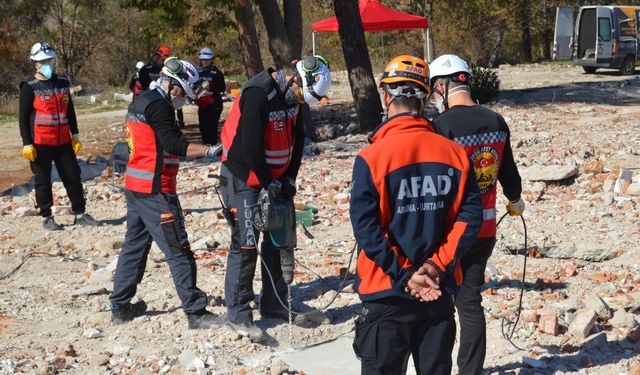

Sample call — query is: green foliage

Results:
[470,65,499,104]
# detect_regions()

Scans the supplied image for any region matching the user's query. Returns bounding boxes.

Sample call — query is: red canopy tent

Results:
[311,0,430,59]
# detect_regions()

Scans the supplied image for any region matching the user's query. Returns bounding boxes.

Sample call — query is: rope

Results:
[495,212,529,351]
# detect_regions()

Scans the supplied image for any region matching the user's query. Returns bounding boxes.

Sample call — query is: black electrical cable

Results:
[0,252,91,281]
[495,212,528,351]
[258,240,357,316]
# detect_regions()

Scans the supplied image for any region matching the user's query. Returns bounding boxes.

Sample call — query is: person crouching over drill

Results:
[109,57,221,329]
[219,56,331,343]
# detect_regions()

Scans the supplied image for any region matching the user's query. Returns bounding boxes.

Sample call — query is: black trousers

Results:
[198,104,222,145]
[354,296,456,375]
[110,191,208,314]
[455,237,496,375]
[219,165,287,324]
[30,143,85,217]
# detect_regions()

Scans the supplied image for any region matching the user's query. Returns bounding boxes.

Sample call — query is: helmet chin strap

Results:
[432,78,470,111]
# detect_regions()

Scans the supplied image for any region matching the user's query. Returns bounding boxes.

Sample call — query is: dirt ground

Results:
[1,63,640,374]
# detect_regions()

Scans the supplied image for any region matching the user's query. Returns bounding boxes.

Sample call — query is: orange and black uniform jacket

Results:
[124,88,189,194]
[350,113,483,301]
[19,74,78,146]
[432,105,522,238]
[220,69,304,188]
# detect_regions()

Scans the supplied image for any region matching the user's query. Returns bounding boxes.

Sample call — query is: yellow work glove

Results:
[506,197,525,216]
[71,134,82,155]
[21,145,37,162]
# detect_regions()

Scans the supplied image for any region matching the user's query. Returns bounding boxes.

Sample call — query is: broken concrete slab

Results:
[70,285,108,297]
[520,165,579,181]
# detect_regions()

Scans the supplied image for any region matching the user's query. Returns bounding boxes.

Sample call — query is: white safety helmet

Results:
[294,55,331,105]
[162,57,200,99]
[198,47,214,60]
[135,61,145,70]
[30,42,57,61]
[428,54,471,87]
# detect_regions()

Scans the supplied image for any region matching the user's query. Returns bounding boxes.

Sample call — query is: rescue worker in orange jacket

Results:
[109,57,221,329]
[349,55,483,375]
[19,42,99,230]
[429,54,524,375]
[219,56,331,343]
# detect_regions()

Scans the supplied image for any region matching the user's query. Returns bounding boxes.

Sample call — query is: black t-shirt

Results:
[432,105,522,201]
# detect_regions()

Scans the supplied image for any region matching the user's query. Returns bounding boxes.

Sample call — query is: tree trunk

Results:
[542,0,551,60]
[519,0,532,62]
[283,0,302,58]
[255,0,293,67]
[234,0,264,78]
[488,29,506,68]
[334,0,382,132]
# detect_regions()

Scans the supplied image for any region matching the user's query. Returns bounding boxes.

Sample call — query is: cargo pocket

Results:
[353,315,378,361]
[160,219,182,256]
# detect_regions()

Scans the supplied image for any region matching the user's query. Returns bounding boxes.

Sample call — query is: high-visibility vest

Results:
[26,76,72,146]
[124,90,180,194]
[220,70,298,188]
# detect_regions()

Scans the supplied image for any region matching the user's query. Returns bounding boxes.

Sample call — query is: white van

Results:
[554,5,640,74]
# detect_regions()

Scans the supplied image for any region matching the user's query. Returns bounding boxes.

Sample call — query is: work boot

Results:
[74,213,100,226]
[111,300,147,324]
[42,216,63,231]
[187,310,222,329]
[227,320,265,343]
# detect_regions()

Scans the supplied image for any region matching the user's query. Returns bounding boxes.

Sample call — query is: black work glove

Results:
[267,179,283,199]
[280,177,297,199]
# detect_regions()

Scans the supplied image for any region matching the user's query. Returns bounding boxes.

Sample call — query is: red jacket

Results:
[125,90,180,194]
[25,76,73,146]
[220,69,303,188]
[350,113,483,301]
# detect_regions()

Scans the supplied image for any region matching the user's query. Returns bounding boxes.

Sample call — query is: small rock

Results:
[610,309,638,329]
[82,327,103,339]
[303,310,330,325]
[521,310,539,323]
[88,270,112,284]
[270,359,289,375]
[582,160,604,174]
[538,314,559,336]
[584,294,612,320]
[88,353,110,367]
[13,207,39,217]
[568,309,597,339]
[627,183,640,196]
[70,285,108,297]
[333,193,350,204]
[51,205,72,215]
[179,350,205,370]
[522,356,547,368]
[615,168,633,194]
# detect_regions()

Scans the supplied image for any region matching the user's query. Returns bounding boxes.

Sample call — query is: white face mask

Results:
[171,94,187,110]
[435,98,445,113]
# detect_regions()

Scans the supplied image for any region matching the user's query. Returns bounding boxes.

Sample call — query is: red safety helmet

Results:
[155,45,172,59]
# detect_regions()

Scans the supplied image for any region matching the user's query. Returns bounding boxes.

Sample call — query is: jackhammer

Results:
[252,189,297,284]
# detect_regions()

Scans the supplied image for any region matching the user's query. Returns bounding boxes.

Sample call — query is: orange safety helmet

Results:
[155,45,172,59]
[380,55,430,93]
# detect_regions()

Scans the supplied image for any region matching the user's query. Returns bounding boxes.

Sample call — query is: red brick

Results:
[538,314,559,336]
